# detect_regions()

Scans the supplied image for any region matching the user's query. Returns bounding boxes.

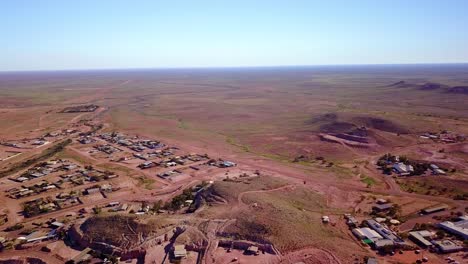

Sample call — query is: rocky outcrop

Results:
[218,239,277,254]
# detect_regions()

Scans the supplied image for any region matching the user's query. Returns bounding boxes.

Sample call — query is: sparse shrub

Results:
[436,230,446,239]
[5,223,24,231]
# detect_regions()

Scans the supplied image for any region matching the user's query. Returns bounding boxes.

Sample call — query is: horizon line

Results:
[1,62,468,74]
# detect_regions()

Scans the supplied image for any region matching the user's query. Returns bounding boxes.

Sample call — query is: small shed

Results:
[246,245,259,255]
[173,244,187,258]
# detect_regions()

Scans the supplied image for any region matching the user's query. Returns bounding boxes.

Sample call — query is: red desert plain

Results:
[0,65,467,264]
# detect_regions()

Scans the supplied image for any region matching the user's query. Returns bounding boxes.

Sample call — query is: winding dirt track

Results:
[237,184,294,205]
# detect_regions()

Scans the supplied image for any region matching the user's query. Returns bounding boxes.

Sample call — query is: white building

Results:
[438,215,468,239]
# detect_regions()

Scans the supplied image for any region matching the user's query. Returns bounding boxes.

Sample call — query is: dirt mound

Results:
[305,113,338,125]
[386,80,443,90]
[319,122,356,133]
[347,127,368,137]
[353,116,409,134]
[333,133,369,143]
[220,215,272,244]
[387,80,415,88]
[447,86,468,94]
[80,215,160,247]
[174,226,208,248]
[386,81,468,94]
[419,82,449,90]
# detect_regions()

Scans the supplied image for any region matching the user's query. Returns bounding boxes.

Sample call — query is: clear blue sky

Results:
[1,0,468,71]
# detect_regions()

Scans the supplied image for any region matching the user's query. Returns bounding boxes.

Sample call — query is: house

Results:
[138,161,154,169]
[421,205,448,215]
[246,245,259,255]
[352,227,383,242]
[321,216,330,223]
[374,239,394,249]
[30,172,45,178]
[115,203,128,211]
[392,163,414,175]
[173,244,187,259]
[100,184,112,192]
[165,162,177,167]
[433,240,463,253]
[433,168,446,175]
[32,140,46,146]
[346,216,359,227]
[15,177,29,182]
[85,187,100,195]
[78,138,93,144]
[20,230,57,243]
[376,198,387,204]
[133,153,147,160]
[364,219,405,245]
[63,164,78,171]
[409,230,433,248]
[437,215,468,239]
[221,161,236,168]
[50,221,64,228]
[107,202,120,207]
[18,189,34,197]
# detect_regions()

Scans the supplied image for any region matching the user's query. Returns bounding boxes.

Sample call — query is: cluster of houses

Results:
[377,154,447,176]
[351,211,467,256]
[21,183,114,218]
[78,136,95,144]
[408,215,467,254]
[208,160,237,168]
[1,138,49,149]
[84,183,113,195]
[22,197,66,217]
[0,219,66,250]
[10,160,80,183]
[8,172,116,200]
[2,126,83,153]
[138,153,209,170]
[352,219,406,251]
[419,131,465,143]
[8,159,117,192]
[409,230,463,253]
[133,148,178,161]
[2,129,80,151]
[392,162,446,176]
[157,170,181,179]
[44,128,80,138]
[99,132,165,151]
[7,180,57,199]
[438,215,468,240]
[94,144,122,155]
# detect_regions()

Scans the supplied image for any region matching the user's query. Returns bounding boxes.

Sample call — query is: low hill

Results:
[69,214,175,259]
[386,80,468,94]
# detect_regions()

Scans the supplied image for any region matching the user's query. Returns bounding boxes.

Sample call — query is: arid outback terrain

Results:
[0,65,467,264]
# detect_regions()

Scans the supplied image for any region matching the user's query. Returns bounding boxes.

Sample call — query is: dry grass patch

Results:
[210,175,288,203]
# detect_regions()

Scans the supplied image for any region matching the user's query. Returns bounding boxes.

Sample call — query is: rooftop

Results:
[174,244,187,258]
[438,215,468,239]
